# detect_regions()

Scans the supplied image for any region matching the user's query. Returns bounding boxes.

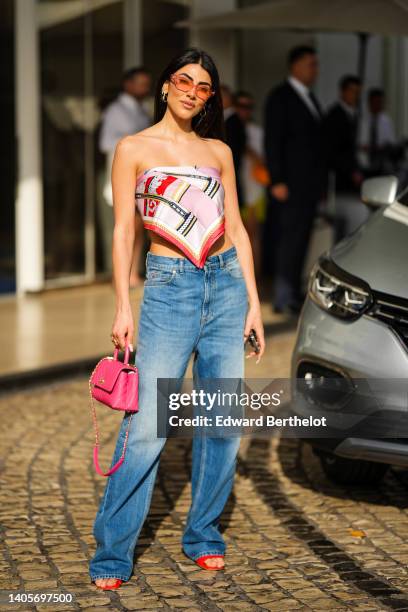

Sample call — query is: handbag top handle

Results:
[114,342,131,364]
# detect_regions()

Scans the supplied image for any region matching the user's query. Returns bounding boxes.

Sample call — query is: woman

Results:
[89,47,265,591]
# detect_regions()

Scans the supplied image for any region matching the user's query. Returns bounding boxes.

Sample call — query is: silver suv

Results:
[291,176,408,484]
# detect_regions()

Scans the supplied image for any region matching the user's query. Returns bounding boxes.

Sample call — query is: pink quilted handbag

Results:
[89,341,139,477]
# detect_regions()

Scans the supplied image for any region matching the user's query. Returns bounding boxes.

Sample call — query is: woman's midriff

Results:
[146,229,234,258]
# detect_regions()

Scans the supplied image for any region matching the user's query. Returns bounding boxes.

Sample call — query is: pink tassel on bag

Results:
[89,341,139,477]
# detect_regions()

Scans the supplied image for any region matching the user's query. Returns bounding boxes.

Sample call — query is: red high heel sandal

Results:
[93,578,123,590]
[194,554,225,570]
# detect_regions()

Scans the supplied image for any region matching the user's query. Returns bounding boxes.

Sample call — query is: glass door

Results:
[92,3,124,277]
[40,1,87,281]
[38,0,123,285]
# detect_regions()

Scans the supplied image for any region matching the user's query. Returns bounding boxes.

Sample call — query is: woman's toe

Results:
[206,557,225,568]
[94,578,117,588]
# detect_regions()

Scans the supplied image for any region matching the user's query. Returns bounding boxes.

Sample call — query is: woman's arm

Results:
[217,141,265,363]
[110,136,139,351]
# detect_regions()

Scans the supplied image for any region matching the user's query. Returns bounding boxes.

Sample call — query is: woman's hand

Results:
[111,307,134,351]
[243,303,265,364]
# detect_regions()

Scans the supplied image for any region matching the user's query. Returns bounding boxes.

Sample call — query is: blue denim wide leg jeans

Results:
[89,245,248,581]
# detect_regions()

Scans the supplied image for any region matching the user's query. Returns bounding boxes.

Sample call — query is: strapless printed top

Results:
[135,165,225,268]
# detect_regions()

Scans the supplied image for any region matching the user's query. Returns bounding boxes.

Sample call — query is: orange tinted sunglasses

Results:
[169,73,215,101]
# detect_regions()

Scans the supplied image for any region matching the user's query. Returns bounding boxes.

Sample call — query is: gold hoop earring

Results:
[201,105,207,118]
[161,90,168,103]
[196,105,207,124]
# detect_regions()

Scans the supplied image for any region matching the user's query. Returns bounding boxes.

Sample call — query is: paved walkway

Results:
[3,375,408,610]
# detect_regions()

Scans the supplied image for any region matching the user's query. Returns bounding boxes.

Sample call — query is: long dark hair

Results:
[154,47,226,141]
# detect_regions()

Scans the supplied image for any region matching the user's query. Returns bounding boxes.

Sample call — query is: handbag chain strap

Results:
[88,357,134,466]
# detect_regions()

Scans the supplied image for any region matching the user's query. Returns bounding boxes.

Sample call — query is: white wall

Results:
[190,0,237,87]
[15,0,44,294]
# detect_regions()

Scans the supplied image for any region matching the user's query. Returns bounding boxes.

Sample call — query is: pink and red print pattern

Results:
[135,166,225,268]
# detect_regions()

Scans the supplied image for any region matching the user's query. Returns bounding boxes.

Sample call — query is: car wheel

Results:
[318,452,389,485]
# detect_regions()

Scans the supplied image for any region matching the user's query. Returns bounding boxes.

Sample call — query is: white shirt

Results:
[358,111,396,169]
[287,76,320,120]
[99,92,151,205]
[359,111,396,147]
[99,92,151,153]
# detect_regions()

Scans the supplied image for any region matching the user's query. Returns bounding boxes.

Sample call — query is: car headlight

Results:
[309,256,372,320]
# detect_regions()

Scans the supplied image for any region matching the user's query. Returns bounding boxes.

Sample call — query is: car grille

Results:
[367,291,408,350]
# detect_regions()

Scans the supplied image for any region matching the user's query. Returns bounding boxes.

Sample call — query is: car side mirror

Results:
[361,175,398,209]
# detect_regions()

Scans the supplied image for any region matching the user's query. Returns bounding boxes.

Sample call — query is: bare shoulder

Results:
[207,138,233,170]
[114,129,155,169]
[116,128,152,152]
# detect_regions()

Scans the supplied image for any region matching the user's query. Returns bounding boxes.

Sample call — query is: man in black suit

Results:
[324,75,365,243]
[221,84,247,209]
[264,45,325,315]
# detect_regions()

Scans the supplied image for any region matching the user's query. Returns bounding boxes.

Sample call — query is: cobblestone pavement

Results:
[3,323,408,611]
